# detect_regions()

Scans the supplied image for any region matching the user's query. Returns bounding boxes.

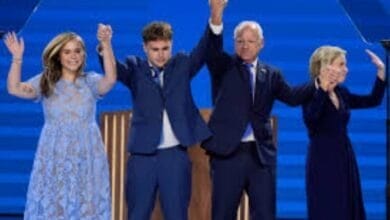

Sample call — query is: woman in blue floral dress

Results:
[3,24,116,219]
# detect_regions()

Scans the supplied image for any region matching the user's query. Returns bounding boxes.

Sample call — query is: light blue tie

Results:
[151,66,163,87]
[244,63,255,98]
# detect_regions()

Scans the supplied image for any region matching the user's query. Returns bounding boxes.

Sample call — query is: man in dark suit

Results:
[202,1,315,219]
[99,1,223,220]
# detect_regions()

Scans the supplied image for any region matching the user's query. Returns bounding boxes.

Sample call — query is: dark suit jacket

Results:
[202,31,315,165]
[111,25,215,154]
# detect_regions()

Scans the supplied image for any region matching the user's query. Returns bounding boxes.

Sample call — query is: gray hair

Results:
[234,21,264,40]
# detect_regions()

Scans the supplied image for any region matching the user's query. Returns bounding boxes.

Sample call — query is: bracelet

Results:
[12,57,22,64]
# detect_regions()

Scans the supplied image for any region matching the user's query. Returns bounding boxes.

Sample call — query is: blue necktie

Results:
[244,63,255,98]
[242,63,255,140]
[151,66,163,87]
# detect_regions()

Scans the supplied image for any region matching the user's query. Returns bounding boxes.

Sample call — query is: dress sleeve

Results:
[344,76,386,109]
[85,71,104,99]
[273,71,315,106]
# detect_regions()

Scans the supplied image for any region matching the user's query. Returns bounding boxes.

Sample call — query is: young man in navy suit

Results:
[203,1,316,219]
[99,0,224,219]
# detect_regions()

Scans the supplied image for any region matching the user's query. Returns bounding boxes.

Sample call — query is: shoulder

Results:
[258,62,283,83]
[259,62,281,74]
[81,71,103,83]
[27,73,44,85]
[28,73,43,81]
[164,52,189,65]
[175,51,188,59]
[84,71,102,78]
[123,55,147,66]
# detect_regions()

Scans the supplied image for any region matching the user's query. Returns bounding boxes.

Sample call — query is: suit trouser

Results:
[126,145,191,220]
[210,141,276,220]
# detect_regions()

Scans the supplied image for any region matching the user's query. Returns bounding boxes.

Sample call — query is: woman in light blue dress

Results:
[3,24,116,219]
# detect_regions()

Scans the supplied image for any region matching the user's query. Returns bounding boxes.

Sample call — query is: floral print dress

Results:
[23,72,111,220]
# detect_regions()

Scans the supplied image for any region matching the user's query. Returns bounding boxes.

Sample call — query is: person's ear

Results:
[259,38,264,49]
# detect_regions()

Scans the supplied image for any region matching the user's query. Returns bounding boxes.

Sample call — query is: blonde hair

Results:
[40,32,86,97]
[309,45,346,79]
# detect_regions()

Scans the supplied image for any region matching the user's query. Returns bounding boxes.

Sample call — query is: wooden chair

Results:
[100,109,277,220]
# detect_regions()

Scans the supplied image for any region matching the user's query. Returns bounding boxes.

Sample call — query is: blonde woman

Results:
[303,46,385,220]
[3,24,116,219]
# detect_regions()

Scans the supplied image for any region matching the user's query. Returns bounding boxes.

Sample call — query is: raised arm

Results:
[186,0,227,79]
[206,0,230,77]
[96,23,117,95]
[366,49,385,81]
[4,32,37,99]
[346,49,386,108]
[210,0,226,26]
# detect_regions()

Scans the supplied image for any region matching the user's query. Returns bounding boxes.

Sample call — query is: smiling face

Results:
[143,39,172,68]
[329,54,348,84]
[59,39,85,75]
[309,46,348,85]
[234,22,264,63]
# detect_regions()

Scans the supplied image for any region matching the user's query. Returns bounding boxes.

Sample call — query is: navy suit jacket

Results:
[202,31,315,165]
[112,25,214,154]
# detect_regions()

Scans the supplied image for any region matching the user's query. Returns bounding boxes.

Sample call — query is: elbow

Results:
[106,75,117,88]
[370,98,383,107]
[105,78,116,90]
[109,73,117,85]
[104,69,117,84]
[367,92,385,107]
[7,89,18,96]
[108,79,116,89]
[7,84,19,96]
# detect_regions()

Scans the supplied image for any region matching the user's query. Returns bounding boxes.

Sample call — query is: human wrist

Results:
[12,57,22,64]
[100,41,112,49]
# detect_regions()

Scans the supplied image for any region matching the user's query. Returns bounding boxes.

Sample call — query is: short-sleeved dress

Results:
[23,72,111,220]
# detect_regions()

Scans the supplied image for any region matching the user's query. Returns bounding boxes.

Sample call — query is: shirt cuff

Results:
[209,18,223,35]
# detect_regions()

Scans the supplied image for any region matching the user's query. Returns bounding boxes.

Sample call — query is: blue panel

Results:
[339,0,390,43]
[0,0,41,36]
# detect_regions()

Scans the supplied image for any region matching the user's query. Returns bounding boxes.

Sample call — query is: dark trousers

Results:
[126,146,191,220]
[210,141,276,220]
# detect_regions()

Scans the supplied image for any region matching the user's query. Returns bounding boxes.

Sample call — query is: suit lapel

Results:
[162,58,174,89]
[142,61,156,82]
[253,62,267,104]
[141,61,163,93]
[233,56,248,82]
[233,56,253,102]
[256,62,267,83]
